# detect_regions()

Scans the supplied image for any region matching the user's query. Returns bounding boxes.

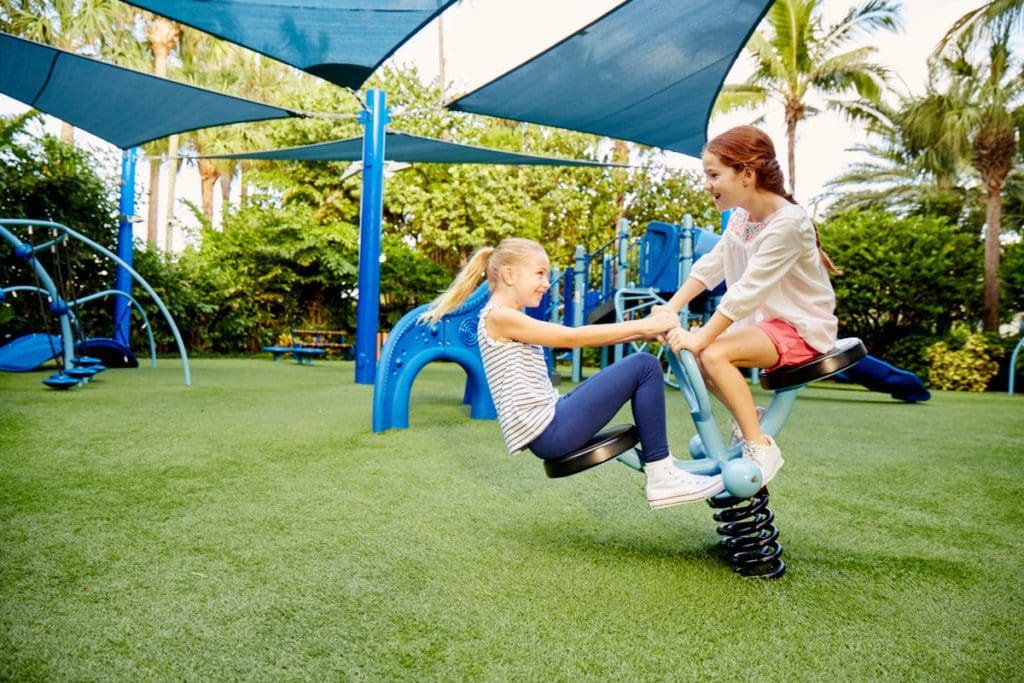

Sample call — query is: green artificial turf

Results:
[1,358,1022,680]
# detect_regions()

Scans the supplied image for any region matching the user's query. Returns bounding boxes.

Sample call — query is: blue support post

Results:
[615,218,629,292]
[613,218,629,363]
[113,148,138,347]
[679,213,693,326]
[571,245,585,383]
[354,89,391,384]
[548,267,561,324]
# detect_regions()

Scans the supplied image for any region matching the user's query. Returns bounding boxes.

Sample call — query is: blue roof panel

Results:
[449,0,772,158]
[121,0,458,89]
[206,132,624,167]
[0,32,298,149]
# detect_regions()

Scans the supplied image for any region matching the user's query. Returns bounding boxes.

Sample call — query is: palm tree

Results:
[821,98,972,218]
[714,0,902,195]
[144,17,181,251]
[176,40,288,224]
[934,0,1024,57]
[902,28,1024,331]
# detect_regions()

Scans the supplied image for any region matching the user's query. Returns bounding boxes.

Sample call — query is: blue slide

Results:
[836,355,931,402]
[0,333,62,371]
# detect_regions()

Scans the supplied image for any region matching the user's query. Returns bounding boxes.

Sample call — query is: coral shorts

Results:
[758,320,821,372]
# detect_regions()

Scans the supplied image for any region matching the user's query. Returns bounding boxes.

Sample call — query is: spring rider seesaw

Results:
[539,338,866,579]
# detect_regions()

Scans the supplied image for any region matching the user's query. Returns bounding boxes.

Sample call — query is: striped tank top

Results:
[477,303,559,453]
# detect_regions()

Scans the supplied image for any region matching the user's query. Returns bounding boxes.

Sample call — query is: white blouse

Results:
[689,204,838,353]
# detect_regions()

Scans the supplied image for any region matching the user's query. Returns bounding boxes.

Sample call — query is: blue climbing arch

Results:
[372,284,496,432]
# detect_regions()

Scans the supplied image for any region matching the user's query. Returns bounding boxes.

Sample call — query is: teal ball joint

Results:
[721,458,763,499]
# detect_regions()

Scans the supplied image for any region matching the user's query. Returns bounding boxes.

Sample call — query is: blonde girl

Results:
[422,237,724,509]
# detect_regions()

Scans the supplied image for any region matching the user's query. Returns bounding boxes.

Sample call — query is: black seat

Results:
[543,424,639,478]
[760,337,868,391]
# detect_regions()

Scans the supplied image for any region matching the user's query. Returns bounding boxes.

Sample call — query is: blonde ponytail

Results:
[419,247,495,325]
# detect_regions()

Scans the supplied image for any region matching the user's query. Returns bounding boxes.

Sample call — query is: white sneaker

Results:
[728,406,767,449]
[645,458,725,509]
[742,436,784,485]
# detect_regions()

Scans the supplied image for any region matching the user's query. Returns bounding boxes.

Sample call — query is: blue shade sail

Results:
[449,0,773,158]
[204,131,626,167]
[0,31,299,149]
[120,0,458,89]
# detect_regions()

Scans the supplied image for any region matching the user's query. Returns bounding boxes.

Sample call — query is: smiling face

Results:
[504,248,551,309]
[702,151,749,211]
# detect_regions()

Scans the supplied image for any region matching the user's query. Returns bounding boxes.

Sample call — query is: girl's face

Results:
[505,249,551,309]
[702,151,750,211]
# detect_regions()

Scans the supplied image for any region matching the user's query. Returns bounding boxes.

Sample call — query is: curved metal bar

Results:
[29,232,68,253]
[0,219,190,386]
[0,225,75,362]
[1,285,83,332]
[1009,335,1023,396]
[73,289,158,368]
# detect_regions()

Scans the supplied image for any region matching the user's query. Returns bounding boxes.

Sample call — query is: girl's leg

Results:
[697,327,778,444]
[528,353,669,462]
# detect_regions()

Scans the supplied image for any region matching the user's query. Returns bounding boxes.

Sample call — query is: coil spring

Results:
[708,487,785,579]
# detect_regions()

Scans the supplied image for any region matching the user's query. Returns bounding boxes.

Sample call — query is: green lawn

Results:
[1,358,1022,680]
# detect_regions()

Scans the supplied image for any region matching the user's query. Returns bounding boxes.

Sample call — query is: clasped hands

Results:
[647,305,707,353]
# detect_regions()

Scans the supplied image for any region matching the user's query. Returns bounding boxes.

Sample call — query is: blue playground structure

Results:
[0,332,63,372]
[373,284,496,432]
[0,219,190,389]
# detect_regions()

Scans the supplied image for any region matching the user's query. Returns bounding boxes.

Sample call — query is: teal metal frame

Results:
[0,218,190,386]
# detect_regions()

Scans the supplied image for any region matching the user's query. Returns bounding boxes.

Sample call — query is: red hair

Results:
[705,125,794,203]
[705,125,840,274]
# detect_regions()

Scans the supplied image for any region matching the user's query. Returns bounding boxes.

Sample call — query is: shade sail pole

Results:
[114,147,138,346]
[354,90,390,384]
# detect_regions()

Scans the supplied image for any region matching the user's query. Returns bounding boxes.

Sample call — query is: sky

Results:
[0,0,1010,246]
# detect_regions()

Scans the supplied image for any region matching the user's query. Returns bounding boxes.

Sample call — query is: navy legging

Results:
[528,352,669,463]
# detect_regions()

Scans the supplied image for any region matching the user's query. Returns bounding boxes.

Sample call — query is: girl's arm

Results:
[655,231,728,315]
[487,306,676,349]
[660,276,709,315]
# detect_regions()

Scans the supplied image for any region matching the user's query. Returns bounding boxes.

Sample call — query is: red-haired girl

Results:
[662,125,839,484]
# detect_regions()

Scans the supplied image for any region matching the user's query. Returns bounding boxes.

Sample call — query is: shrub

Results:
[924,330,1002,392]
[820,209,982,356]
[883,334,938,380]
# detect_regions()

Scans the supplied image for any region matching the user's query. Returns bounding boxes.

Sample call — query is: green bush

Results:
[988,332,1024,392]
[0,113,119,342]
[820,209,982,356]
[882,333,939,380]
[924,329,1003,392]
[1002,239,1024,321]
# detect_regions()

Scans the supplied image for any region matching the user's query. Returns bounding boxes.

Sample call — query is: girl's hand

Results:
[666,326,704,353]
[645,309,678,338]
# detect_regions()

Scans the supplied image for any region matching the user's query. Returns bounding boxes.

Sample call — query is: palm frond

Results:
[711,85,767,118]
[821,0,903,52]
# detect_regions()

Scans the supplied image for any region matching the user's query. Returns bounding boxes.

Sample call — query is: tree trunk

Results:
[240,163,248,208]
[198,159,219,223]
[163,134,179,252]
[973,126,1013,332]
[60,121,74,145]
[220,165,233,207]
[982,182,1003,331]
[147,158,160,249]
[145,16,179,251]
[786,117,798,196]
